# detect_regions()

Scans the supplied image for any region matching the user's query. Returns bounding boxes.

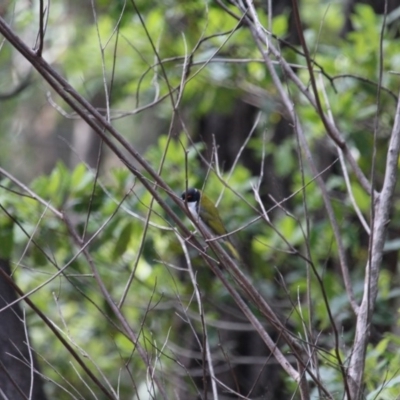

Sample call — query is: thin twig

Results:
[0,269,116,399]
[177,235,219,400]
[318,74,370,235]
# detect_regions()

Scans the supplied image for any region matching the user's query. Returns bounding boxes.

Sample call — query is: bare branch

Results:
[348,91,400,400]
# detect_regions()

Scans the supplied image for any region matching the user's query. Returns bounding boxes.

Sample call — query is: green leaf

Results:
[112,221,133,258]
[0,214,14,260]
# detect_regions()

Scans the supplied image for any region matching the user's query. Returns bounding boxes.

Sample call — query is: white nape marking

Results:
[186,200,211,235]
[187,201,198,217]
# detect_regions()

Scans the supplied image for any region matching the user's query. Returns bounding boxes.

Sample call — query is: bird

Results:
[181,187,240,260]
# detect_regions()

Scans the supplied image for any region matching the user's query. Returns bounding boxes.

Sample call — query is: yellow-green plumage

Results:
[181,188,240,260]
[198,192,227,237]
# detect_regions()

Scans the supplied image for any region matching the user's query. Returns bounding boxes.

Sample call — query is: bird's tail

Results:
[223,240,241,261]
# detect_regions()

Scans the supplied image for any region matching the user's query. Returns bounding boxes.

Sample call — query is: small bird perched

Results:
[181,188,240,260]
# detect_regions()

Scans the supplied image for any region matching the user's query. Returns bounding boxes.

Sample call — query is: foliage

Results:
[1,0,400,399]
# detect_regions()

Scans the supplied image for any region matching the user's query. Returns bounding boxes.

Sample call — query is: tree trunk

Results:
[0,259,48,400]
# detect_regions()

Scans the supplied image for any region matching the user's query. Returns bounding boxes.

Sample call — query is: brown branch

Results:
[63,215,169,400]
[0,269,115,400]
[0,10,335,397]
[231,0,373,196]
[35,0,44,56]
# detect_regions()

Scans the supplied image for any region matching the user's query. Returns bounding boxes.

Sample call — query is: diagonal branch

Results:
[239,3,359,316]
[0,15,310,393]
[234,0,373,196]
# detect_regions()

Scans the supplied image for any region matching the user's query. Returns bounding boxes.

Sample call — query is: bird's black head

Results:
[181,188,200,203]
